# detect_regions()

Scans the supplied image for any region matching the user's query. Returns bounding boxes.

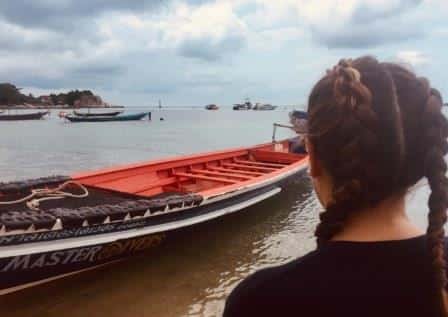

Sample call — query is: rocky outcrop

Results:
[73,94,103,108]
[0,83,110,108]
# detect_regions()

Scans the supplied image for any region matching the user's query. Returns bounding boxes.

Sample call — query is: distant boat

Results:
[205,104,219,110]
[253,103,277,111]
[0,111,49,121]
[73,110,123,117]
[233,98,253,110]
[65,112,149,123]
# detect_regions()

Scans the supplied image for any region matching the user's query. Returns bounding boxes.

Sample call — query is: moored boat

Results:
[0,139,308,294]
[0,111,49,121]
[205,104,219,110]
[73,110,123,117]
[65,112,149,122]
[253,103,277,111]
[233,98,253,110]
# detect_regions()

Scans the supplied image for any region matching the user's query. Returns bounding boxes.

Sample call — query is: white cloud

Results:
[396,51,430,67]
[97,1,249,61]
[0,0,444,106]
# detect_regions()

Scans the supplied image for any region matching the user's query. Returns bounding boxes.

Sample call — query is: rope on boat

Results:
[0,181,89,211]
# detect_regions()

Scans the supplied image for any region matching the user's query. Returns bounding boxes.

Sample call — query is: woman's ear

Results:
[305,138,322,178]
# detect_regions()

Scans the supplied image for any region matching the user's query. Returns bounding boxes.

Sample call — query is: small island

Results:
[0,83,123,109]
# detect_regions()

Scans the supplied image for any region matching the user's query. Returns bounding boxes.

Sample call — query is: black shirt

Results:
[224,236,441,317]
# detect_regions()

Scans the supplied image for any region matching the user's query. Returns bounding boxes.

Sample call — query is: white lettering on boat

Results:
[1,255,31,272]
[1,246,102,272]
[96,234,164,260]
[0,234,165,272]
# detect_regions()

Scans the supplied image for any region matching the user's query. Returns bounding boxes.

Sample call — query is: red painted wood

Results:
[190,169,253,180]
[174,172,237,184]
[222,163,277,172]
[207,166,265,176]
[233,159,287,168]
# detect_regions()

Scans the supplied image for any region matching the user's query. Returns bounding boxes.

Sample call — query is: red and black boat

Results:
[0,139,308,294]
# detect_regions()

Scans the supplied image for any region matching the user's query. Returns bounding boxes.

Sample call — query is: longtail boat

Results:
[65,112,149,122]
[0,111,49,121]
[73,110,123,117]
[0,139,308,294]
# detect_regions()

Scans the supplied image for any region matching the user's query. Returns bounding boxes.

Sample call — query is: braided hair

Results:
[307,56,448,315]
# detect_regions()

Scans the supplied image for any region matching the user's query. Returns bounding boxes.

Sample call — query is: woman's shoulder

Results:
[223,250,322,316]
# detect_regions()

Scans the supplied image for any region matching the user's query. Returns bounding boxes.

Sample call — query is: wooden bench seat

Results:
[222,163,277,172]
[234,159,287,168]
[190,169,253,180]
[207,166,264,177]
[174,172,237,184]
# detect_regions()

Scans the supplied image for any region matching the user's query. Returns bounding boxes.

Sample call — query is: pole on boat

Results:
[272,123,294,143]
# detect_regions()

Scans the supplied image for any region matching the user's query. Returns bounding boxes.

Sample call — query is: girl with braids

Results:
[224,56,448,317]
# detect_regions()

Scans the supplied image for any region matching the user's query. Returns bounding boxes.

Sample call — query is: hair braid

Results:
[308,55,448,315]
[315,180,362,247]
[311,59,390,248]
[422,89,448,314]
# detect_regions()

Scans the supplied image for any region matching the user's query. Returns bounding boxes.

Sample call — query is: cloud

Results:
[0,0,444,107]
[0,0,249,92]
[307,0,424,48]
[160,2,248,61]
[242,0,425,49]
[177,33,246,61]
[98,2,249,61]
[312,21,424,48]
[396,51,430,67]
[0,1,162,31]
[351,0,422,24]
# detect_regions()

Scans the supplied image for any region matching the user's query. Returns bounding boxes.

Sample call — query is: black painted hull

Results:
[0,112,48,121]
[0,171,304,295]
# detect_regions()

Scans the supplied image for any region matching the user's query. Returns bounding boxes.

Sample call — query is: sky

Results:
[0,0,447,107]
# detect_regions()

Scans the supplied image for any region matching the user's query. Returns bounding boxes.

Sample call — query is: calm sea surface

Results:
[0,108,432,317]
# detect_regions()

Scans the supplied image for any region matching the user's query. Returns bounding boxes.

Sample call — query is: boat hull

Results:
[0,111,48,121]
[0,177,302,295]
[73,111,123,117]
[65,112,148,122]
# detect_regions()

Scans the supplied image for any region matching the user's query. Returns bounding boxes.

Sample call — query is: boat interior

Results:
[74,140,306,197]
[0,140,307,233]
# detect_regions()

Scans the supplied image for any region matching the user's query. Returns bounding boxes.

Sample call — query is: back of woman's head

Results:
[307,56,448,315]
